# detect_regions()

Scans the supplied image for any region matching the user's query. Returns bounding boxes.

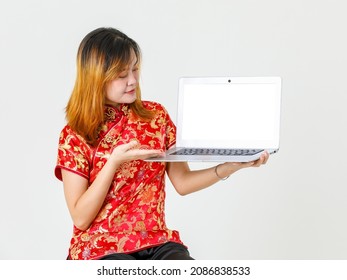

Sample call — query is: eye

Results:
[118,71,128,78]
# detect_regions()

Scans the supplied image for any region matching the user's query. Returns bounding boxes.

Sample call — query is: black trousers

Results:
[99,242,194,260]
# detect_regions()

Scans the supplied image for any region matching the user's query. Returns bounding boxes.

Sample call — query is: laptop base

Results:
[145,148,277,162]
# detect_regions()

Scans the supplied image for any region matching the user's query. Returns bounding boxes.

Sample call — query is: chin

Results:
[125,96,137,103]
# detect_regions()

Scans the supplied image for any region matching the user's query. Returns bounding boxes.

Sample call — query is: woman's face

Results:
[105,51,139,107]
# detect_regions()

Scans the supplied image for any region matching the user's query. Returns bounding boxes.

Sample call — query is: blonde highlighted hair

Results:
[66,27,155,146]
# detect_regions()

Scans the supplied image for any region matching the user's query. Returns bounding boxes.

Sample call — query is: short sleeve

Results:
[54,126,91,181]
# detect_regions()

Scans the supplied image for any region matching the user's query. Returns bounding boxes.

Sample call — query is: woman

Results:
[55,27,269,260]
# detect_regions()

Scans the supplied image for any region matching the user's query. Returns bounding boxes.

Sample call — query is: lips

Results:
[125,89,136,94]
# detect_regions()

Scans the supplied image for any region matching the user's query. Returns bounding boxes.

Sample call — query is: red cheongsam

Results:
[55,101,184,260]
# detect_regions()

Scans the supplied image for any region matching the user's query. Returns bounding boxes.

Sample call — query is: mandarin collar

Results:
[104,104,129,122]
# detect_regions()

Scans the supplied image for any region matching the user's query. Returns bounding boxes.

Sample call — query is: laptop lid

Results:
[176,76,282,150]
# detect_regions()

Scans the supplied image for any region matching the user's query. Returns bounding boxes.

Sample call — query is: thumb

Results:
[124,140,139,150]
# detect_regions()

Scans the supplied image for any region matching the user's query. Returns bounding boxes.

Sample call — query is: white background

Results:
[0,0,346,260]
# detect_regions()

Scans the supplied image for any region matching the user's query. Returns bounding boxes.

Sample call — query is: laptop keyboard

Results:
[171,148,263,156]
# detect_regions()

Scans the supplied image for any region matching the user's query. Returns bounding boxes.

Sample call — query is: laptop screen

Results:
[176,77,281,149]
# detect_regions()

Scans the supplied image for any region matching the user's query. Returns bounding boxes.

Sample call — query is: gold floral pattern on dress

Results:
[117,161,139,180]
[94,203,112,223]
[81,233,91,242]
[105,107,116,122]
[139,185,156,205]
[55,101,184,260]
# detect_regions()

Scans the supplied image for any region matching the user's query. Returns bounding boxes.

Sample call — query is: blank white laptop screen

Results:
[177,77,281,149]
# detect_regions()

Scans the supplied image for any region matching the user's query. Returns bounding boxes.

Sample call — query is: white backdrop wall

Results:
[1,0,346,260]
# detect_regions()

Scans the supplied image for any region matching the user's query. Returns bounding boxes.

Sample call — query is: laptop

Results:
[147,76,282,162]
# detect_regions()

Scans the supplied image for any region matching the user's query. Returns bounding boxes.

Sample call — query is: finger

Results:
[122,140,139,151]
[237,161,256,168]
[261,151,269,164]
[253,153,268,167]
[234,161,254,167]
[253,160,263,167]
[128,149,164,160]
[128,140,140,149]
[262,154,269,165]
[140,149,164,156]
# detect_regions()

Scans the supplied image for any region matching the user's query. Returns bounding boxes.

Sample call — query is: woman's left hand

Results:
[220,151,270,174]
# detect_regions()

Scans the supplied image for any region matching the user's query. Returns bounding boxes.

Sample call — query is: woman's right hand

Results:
[109,140,164,164]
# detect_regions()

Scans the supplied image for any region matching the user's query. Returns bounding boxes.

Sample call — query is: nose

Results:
[127,71,137,86]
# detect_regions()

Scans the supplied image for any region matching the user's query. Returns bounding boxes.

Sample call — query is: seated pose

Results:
[54,27,269,260]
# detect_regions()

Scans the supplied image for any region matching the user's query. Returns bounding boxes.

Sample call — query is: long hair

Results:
[65,27,155,146]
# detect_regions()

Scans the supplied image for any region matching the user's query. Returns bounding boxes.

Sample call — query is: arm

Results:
[166,151,269,196]
[62,141,163,231]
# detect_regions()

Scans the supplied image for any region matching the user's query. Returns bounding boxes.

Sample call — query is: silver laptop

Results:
[147,76,282,162]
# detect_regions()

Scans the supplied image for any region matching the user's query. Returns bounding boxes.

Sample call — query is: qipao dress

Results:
[55,101,184,260]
